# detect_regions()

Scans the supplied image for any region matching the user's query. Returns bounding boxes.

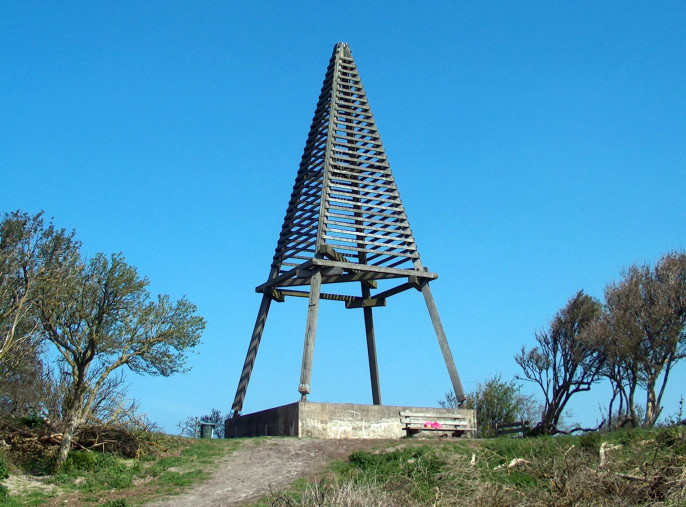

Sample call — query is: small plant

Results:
[344,447,445,503]
[578,431,601,451]
[62,450,99,472]
[0,452,10,480]
[51,450,135,491]
[19,414,46,429]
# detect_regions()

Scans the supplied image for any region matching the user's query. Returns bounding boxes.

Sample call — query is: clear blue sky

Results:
[2,2,685,432]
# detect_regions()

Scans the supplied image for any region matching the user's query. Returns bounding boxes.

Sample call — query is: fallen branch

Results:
[616,473,651,483]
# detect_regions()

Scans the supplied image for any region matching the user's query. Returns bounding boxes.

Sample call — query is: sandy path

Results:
[146,437,384,506]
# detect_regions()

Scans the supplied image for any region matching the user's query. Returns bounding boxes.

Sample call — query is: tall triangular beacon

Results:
[232,42,465,413]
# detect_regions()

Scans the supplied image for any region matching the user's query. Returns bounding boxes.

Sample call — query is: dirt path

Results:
[146,438,390,507]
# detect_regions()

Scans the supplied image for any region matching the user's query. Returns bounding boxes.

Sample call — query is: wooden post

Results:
[298,269,322,399]
[231,293,273,413]
[361,283,382,405]
[420,281,466,403]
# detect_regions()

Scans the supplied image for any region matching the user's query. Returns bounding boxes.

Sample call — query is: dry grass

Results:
[266,425,686,506]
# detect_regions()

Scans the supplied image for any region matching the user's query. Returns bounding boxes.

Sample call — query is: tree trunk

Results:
[627,381,638,426]
[607,388,617,430]
[644,376,659,427]
[56,416,80,469]
[539,404,557,434]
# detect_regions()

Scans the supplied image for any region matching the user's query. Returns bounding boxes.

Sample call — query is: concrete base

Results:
[225,401,476,439]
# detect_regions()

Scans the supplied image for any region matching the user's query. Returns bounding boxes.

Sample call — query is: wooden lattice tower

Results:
[232,42,465,414]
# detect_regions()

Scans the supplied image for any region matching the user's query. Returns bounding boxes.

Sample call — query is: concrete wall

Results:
[226,401,476,439]
[225,402,299,438]
[299,402,409,438]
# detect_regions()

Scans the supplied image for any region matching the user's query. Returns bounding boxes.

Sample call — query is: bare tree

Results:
[515,290,603,434]
[591,252,686,427]
[36,252,205,468]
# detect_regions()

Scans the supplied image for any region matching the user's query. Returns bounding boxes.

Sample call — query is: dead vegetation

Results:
[267,425,686,506]
[0,417,168,475]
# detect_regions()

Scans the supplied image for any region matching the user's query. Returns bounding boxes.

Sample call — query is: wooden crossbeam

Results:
[268,288,386,309]
[256,260,313,292]
[311,258,437,279]
[345,297,386,309]
[319,245,376,289]
[372,281,419,300]
[258,271,391,290]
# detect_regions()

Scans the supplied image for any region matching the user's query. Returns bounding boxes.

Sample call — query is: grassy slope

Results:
[2,426,685,506]
[261,426,686,506]
[0,434,240,506]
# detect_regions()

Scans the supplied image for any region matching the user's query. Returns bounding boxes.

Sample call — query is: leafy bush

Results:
[53,450,134,490]
[578,431,602,451]
[62,450,99,472]
[0,453,10,501]
[0,452,9,479]
[19,415,46,429]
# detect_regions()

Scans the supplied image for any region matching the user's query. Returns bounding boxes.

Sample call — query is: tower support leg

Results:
[298,270,322,399]
[361,284,382,405]
[232,293,273,413]
[420,282,466,403]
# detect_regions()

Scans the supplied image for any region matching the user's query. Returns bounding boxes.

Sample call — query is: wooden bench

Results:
[495,420,530,437]
[399,410,475,438]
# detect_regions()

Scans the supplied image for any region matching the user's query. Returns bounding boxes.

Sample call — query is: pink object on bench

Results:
[424,421,443,429]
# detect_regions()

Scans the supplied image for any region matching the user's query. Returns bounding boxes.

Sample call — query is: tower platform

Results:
[225,401,475,439]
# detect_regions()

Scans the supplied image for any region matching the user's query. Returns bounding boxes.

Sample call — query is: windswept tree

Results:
[36,252,205,467]
[515,290,602,433]
[0,211,77,380]
[591,252,686,427]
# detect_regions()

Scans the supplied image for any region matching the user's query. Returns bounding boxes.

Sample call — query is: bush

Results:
[0,453,10,502]
[54,450,134,490]
[19,415,46,429]
[441,373,538,437]
[0,452,9,480]
[63,450,99,472]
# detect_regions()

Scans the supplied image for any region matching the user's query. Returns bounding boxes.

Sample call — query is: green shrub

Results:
[578,431,602,451]
[0,452,10,480]
[103,500,127,507]
[53,451,134,490]
[63,450,99,472]
[19,415,46,429]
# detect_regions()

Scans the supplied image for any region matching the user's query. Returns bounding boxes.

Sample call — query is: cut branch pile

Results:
[0,417,165,472]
